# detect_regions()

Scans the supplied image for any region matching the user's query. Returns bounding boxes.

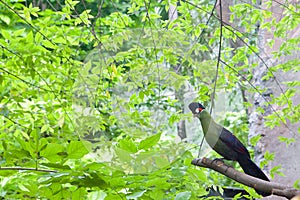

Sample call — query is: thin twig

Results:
[175,0,218,73]
[197,0,218,159]
[0,167,57,173]
[219,59,295,134]
[182,0,294,133]
[210,0,222,115]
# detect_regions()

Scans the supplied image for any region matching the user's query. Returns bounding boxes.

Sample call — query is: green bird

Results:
[189,102,270,196]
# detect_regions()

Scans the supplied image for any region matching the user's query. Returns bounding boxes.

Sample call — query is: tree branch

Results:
[0,167,57,173]
[191,157,300,199]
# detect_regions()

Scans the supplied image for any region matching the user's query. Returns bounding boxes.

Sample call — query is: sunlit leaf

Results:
[139,133,161,150]
[67,141,90,159]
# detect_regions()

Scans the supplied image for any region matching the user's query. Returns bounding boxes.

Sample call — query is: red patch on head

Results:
[195,107,203,113]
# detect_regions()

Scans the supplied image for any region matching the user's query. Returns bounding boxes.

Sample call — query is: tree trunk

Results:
[248,1,300,199]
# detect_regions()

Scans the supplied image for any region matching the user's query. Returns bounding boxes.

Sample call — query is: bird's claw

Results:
[211,158,225,164]
[211,158,233,172]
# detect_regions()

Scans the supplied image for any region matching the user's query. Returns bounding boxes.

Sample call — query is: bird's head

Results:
[188,102,205,117]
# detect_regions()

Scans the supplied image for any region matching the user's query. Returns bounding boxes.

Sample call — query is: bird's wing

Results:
[219,128,250,157]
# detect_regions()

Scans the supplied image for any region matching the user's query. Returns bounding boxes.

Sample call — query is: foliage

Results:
[0,0,299,199]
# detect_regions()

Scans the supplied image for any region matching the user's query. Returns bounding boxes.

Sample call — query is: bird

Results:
[189,102,270,196]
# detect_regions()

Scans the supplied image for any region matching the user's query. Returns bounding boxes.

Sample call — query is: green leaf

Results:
[72,188,88,199]
[0,14,10,25]
[87,191,107,200]
[145,177,170,189]
[74,172,107,188]
[43,40,56,49]
[250,135,261,146]
[1,29,10,40]
[14,28,25,36]
[293,179,300,189]
[6,149,30,159]
[148,189,164,199]
[35,32,43,43]
[26,31,34,43]
[53,37,67,44]
[58,116,65,128]
[175,191,191,200]
[187,167,207,182]
[114,147,132,163]
[67,141,90,159]
[169,113,181,125]
[155,156,169,168]
[109,177,126,188]
[243,187,260,198]
[278,136,295,146]
[118,137,138,153]
[41,124,49,133]
[270,165,285,178]
[40,163,71,170]
[126,190,146,199]
[138,133,161,150]
[18,184,30,192]
[149,13,161,19]
[40,143,65,162]
[264,150,275,161]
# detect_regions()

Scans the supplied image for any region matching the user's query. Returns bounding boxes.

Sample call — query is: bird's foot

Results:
[211,158,225,164]
[211,158,233,172]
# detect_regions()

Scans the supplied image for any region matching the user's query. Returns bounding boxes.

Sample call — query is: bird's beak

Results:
[193,114,197,118]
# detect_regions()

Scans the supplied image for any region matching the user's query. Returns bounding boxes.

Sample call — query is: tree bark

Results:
[248,1,300,199]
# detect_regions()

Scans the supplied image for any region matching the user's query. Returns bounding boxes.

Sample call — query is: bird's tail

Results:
[238,156,271,196]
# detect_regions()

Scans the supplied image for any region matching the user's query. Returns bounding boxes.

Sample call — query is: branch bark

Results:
[191,157,300,199]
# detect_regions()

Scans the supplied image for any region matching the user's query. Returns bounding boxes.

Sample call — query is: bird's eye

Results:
[195,108,199,113]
